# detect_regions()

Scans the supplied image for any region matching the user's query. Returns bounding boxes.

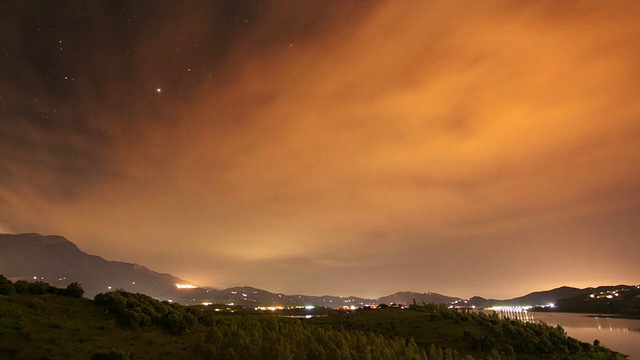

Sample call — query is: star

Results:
[156,88,162,93]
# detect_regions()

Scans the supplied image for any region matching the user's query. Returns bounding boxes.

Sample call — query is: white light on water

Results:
[491,306,532,311]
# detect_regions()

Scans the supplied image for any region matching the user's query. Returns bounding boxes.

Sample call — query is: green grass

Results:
[307,306,628,360]
[309,308,483,350]
[0,293,430,360]
[0,293,627,359]
[0,294,197,359]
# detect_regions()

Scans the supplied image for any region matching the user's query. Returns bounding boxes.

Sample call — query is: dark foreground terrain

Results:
[0,276,627,359]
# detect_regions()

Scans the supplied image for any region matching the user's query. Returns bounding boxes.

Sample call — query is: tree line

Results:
[0,274,84,298]
[410,303,624,359]
[93,290,434,359]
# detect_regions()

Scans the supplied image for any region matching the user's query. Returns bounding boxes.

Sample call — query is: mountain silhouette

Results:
[378,291,461,305]
[2,233,630,311]
[0,233,193,299]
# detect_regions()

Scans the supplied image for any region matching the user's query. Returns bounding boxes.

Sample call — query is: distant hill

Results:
[457,285,640,316]
[189,286,378,308]
[378,291,460,306]
[496,286,587,307]
[0,233,458,307]
[1,233,634,312]
[0,233,195,300]
[181,288,458,308]
[451,296,499,309]
[457,287,609,309]
[555,285,640,315]
[0,233,381,306]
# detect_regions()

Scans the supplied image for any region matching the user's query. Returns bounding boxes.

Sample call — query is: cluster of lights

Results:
[490,306,533,311]
[490,306,537,323]
[450,299,477,309]
[175,283,197,289]
[589,289,622,299]
[255,306,285,311]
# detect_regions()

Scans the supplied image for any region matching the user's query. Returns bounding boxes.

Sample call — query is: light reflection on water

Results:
[481,309,639,358]
[531,312,640,359]
[491,307,537,323]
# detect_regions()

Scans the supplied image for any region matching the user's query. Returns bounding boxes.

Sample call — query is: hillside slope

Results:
[0,233,192,299]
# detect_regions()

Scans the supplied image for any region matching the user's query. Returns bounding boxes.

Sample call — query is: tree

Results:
[64,282,85,298]
[28,281,50,294]
[14,280,30,294]
[0,275,16,295]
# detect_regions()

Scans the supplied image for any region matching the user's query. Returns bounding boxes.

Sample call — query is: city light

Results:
[175,284,197,289]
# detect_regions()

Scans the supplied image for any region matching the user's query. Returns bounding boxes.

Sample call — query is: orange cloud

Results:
[4,1,639,298]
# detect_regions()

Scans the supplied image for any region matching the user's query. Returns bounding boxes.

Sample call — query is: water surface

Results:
[532,312,640,359]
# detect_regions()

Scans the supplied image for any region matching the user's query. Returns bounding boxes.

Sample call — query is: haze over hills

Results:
[0,233,192,300]
[0,233,382,306]
[378,291,461,306]
[496,286,587,307]
[1,233,635,311]
[454,288,588,310]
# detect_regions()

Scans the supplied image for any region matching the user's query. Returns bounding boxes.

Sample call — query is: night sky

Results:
[2,1,639,299]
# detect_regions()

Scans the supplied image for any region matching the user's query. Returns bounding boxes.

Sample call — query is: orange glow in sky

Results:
[1,1,639,299]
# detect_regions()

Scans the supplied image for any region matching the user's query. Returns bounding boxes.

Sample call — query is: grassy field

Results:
[0,294,200,359]
[308,307,485,356]
[0,291,627,359]
[0,292,429,359]
[307,305,627,360]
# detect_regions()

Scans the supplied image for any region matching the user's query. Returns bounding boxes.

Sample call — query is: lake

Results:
[531,312,640,359]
